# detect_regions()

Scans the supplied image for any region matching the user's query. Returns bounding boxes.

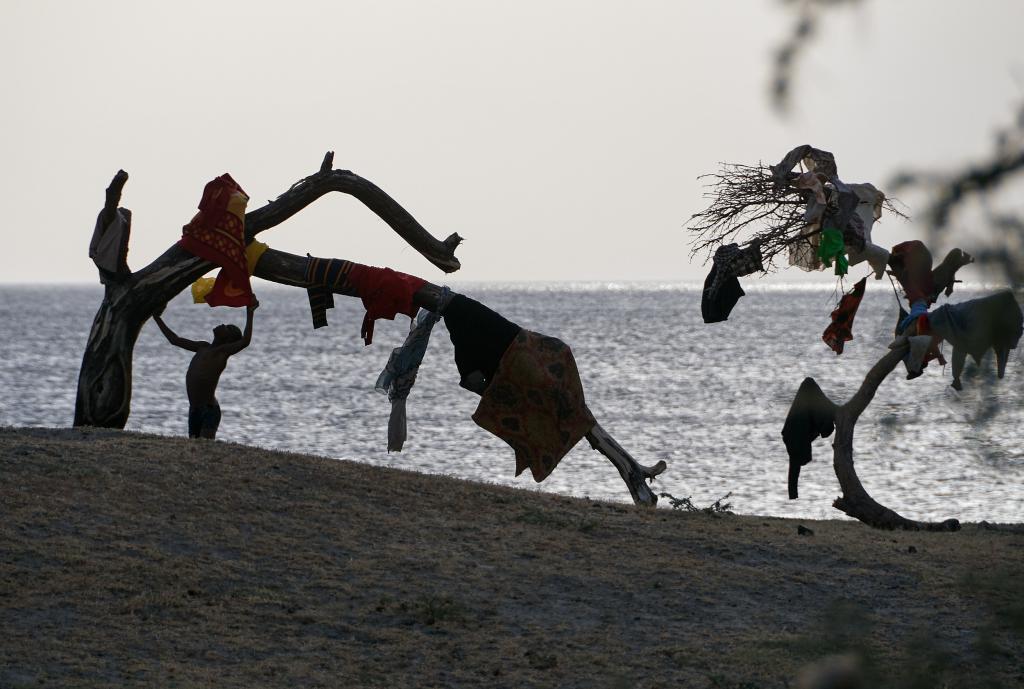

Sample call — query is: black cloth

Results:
[307,290,334,329]
[720,242,764,278]
[781,377,835,499]
[701,263,745,323]
[929,248,972,302]
[701,243,761,324]
[443,294,522,390]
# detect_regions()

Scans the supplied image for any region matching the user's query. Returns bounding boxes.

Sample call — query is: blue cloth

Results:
[376,287,450,400]
[898,299,928,333]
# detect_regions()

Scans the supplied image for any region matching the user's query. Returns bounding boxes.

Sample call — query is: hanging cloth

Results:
[191,277,217,304]
[769,144,838,192]
[930,248,973,301]
[192,240,270,305]
[792,171,828,205]
[898,300,929,334]
[824,181,862,252]
[816,228,848,276]
[472,330,597,483]
[928,291,1023,383]
[442,294,522,390]
[701,262,744,323]
[304,256,356,329]
[179,174,252,307]
[701,243,762,323]
[301,258,426,344]
[888,240,935,304]
[789,224,824,272]
[89,207,131,282]
[822,276,867,354]
[845,183,890,279]
[346,265,427,345]
[781,377,835,500]
[375,287,452,452]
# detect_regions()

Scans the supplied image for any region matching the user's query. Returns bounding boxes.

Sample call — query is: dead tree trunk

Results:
[830,345,961,531]
[74,152,462,428]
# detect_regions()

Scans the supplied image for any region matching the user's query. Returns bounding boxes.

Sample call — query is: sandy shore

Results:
[1,427,1022,688]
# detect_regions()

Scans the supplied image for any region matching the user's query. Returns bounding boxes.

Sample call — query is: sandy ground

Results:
[1,426,1022,688]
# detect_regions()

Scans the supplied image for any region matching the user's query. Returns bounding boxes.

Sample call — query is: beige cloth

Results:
[788,222,824,272]
[845,183,889,278]
[792,172,828,205]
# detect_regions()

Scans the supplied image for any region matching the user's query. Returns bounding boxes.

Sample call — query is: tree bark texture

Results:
[74,154,462,428]
[829,345,961,531]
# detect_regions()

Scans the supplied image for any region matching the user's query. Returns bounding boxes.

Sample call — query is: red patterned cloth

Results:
[345,265,427,345]
[179,174,252,307]
[822,277,867,354]
[472,330,596,482]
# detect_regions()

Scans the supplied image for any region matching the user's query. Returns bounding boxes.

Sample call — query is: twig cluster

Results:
[686,162,808,269]
[687,161,906,269]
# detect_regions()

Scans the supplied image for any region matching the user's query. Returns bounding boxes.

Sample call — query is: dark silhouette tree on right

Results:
[700,2,1024,528]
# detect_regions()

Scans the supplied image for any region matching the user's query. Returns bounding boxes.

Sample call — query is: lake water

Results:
[2,282,1022,523]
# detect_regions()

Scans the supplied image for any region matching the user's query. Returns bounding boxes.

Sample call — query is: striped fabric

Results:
[305,255,355,329]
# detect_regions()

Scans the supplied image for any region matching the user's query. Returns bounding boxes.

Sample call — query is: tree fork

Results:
[828,345,961,531]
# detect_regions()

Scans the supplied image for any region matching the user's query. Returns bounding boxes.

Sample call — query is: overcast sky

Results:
[3,1,1022,284]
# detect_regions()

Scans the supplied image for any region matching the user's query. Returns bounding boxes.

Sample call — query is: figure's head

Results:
[212,323,242,345]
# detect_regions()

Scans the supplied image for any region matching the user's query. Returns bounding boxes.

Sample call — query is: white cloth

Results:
[845,183,889,279]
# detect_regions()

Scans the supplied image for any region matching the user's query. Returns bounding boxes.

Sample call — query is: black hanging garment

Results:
[701,243,763,323]
[442,294,522,391]
[781,377,836,499]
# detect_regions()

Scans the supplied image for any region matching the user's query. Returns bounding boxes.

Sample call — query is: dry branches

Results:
[687,159,906,270]
[686,162,808,268]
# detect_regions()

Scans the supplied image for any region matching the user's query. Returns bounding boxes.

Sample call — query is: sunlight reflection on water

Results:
[2,283,1021,522]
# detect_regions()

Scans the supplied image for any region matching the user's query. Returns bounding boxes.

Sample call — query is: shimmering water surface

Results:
[2,283,1022,522]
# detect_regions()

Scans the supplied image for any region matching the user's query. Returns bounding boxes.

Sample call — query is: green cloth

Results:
[817,228,848,276]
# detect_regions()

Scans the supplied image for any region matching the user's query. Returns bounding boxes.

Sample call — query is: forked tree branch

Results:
[829,344,960,531]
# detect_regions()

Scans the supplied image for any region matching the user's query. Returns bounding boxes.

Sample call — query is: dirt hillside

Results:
[1,427,1022,688]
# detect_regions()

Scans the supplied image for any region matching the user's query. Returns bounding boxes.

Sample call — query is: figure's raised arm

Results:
[217,297,258,356]
[152,313,203,352]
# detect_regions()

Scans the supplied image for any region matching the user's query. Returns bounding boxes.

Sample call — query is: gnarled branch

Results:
[829,345,961,531]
